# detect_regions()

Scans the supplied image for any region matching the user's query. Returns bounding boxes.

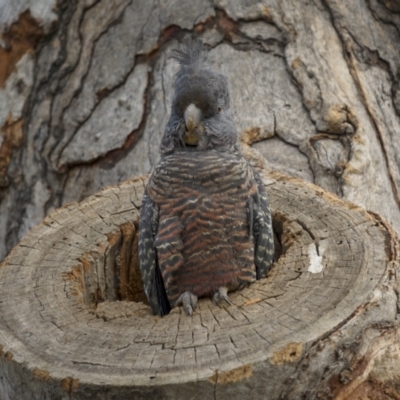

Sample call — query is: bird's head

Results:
[160,38,239,155]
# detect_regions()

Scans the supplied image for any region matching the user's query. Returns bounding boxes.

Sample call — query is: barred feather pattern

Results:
[138,193,171,316]
[253,170,275,279]
[141,150,274,309]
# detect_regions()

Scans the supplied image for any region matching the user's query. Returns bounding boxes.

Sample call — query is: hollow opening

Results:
[72,213,291,310]
[272,211,295,262]
[272,212,284,262]
[73,221,148,310]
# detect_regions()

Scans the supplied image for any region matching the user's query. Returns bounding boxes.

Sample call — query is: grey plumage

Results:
[160,38,236,155]
[139,38,274,316]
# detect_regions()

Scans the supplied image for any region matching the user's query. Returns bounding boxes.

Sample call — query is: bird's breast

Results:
[147,151,256,203]
[147,151,257,300]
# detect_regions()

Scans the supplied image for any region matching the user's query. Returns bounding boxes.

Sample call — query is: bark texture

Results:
[1,0,400,398]
[1,0,400,262]
[0,168,399,399]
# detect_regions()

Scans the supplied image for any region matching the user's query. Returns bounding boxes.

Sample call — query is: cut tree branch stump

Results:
[0,168,399,400]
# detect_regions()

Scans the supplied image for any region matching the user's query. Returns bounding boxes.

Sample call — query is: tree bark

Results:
[1,0,400,398]
[0,167,398,399]
[1,0,400,262]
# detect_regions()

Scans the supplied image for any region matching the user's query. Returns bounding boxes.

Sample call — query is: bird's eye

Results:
[217,106,222,113]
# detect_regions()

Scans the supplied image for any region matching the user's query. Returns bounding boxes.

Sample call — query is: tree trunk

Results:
[1,0,400,262]
[1,0,400,398]
[0,167,398,399]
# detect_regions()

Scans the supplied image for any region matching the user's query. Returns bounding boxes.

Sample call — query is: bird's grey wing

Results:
[138,193,171,316]
[250,170,275,279]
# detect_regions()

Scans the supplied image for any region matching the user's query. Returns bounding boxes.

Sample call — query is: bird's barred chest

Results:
[146,151,258,301]
[147,150,257,201]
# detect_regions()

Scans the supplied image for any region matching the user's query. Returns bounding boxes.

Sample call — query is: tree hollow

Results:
[0,170,398,400]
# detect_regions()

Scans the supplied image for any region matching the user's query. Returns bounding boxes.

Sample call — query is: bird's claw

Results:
[175,291,198,315]
[212,287,232,307]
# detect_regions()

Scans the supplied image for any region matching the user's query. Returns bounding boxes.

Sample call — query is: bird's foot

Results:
[175,291,198,316]
[212,287,232,307]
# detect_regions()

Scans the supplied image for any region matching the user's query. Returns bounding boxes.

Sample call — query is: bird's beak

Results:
[183,103,202,145]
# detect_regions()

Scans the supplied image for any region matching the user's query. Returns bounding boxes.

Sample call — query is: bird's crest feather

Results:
[170,37,204,70]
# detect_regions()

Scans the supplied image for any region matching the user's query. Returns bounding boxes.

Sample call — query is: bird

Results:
[138,38,274,316]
